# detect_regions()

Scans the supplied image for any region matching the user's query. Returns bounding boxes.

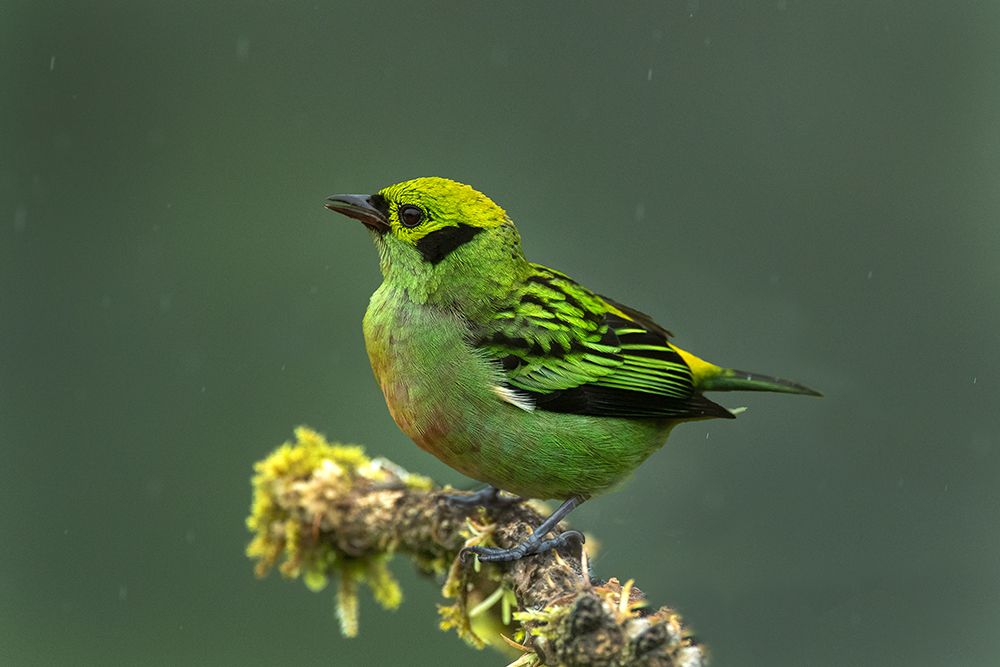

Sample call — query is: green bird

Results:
[325,177,819,562]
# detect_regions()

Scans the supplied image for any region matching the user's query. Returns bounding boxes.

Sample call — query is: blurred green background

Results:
[4,2,999,665]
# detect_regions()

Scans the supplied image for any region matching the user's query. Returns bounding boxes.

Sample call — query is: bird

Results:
[325,177,819,562]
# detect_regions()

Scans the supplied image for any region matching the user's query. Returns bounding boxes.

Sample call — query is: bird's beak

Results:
[324,194,390,233]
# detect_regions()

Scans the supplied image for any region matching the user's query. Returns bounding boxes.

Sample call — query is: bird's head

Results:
[326,177,528,311]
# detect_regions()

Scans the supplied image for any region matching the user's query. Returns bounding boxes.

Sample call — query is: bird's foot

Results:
[444,485,524,510]
[459,495,586,563]
[462,529,584,563]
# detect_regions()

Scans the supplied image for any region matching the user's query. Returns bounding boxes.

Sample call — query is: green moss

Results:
[365,556,403,609]
[435,518,525,655]
[513,605,571,643]
[437,553,485,649]
[246,427,704,664]
[246,427,405,638]
[337,569,360,637]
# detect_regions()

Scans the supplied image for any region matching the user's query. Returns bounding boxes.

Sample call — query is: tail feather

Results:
[701,368,822,397]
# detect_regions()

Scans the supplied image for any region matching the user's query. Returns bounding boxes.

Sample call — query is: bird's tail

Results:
[700,367,822,397]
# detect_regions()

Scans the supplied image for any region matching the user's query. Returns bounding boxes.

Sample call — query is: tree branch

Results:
[247,427,707,667]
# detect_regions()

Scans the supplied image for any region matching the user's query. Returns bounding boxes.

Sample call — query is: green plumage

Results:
[326,177,819,501]
[474,264,732,420]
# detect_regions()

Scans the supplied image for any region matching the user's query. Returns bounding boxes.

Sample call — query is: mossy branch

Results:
[247,427,707,667]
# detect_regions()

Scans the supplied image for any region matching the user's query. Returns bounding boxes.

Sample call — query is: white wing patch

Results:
[491,384,536,412]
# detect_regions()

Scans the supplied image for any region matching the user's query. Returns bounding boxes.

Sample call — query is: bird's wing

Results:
[472,265,733,419]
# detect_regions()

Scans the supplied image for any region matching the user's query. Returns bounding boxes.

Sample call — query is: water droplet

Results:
[49,55,56,71]
[490,45,510,67]
[647,68,653,81]
[13,205,27,232]
[236,36,250,60]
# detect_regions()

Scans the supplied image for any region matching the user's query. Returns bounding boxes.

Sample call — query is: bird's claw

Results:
[444,485,524,510]
[460,529,585,563]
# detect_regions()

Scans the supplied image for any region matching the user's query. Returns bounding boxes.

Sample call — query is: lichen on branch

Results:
[247,427,707,666]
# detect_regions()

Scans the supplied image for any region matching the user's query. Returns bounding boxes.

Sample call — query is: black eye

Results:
[399,205,424,228]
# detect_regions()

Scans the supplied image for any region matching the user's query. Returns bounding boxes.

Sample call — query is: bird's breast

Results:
[362,286,495,464]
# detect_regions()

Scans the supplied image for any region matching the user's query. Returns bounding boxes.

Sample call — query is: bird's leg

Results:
[461,496,586,563]
[445,484,524,509]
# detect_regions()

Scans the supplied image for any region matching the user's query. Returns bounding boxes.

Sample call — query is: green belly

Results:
[363,285,675,499]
